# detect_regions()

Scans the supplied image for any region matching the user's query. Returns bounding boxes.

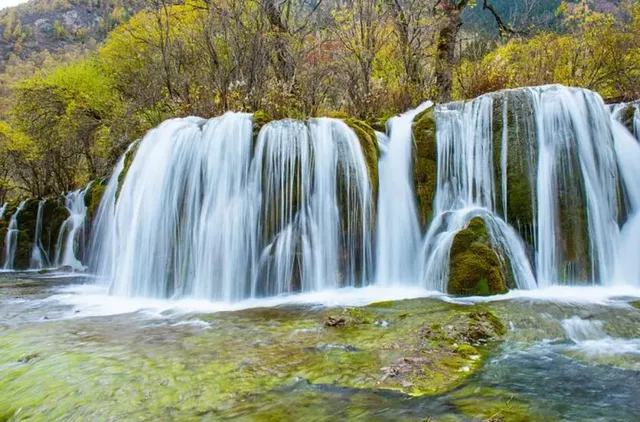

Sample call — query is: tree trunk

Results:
[435,8,462,103]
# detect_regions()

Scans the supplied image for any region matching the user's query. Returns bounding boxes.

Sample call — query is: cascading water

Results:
[55,184,92,269]
[375,102,432,285]
[88,144,136,280]
[29,199,47,269]
[611,102,640,141]
[95,113,373,301]
[3,200,26,270]
[422,85,640,291]
[420,95,537,292]
[0,203,7,219]
[88,84,640,300]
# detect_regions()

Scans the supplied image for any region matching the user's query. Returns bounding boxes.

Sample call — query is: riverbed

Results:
[2,273,640,421]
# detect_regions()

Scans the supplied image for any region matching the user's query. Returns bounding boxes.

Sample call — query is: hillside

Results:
[0,0,138,65]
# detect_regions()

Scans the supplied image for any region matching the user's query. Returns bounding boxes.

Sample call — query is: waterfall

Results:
[611,102,640,141]
[55,184,92,269]
[85,84,640,300]
[253,118,372,295]
[422,85,639,290]
[0,203,7,219]
[29,199,47,269]
[3,200,26,270]
[95,114,373,301]
[611,120,640,284]
[420,96,536,292]
[375,102,432,285]
[88,144,135,280]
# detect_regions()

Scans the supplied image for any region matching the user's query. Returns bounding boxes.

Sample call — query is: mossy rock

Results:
[253,110,274,141]
[115,141,140,201]
[0,297,507,420]
[617,102,638,136]
[13,199,41,270]
[84,179,107,221]
[366,113,394,133]
[344,118,379,199]
[412,107,438,228]
[40,197,70,264]
[490,92,537,238]
[448,217,507,296]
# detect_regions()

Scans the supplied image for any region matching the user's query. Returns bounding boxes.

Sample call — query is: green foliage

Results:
[455,4,640,101]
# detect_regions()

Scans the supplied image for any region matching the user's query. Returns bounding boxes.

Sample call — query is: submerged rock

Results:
[448,217,508,296]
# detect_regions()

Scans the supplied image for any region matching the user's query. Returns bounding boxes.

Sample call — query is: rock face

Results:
[448,217,508,296]
[411,107,438,229]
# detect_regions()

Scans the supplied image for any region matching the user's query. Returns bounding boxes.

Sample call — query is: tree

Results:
[433,0,522,103]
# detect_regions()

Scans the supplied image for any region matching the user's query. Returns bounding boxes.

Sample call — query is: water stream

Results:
[2,200,26,270]
[54,184,92,269]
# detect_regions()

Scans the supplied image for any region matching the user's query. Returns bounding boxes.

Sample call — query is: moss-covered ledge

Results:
[0,297,506,420]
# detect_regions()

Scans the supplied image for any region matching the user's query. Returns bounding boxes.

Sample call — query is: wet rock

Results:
[448,217,508,296]
[412,107,437,228]
[324,316,346,327]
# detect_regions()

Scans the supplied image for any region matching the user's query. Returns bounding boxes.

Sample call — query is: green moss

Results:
[13,199,41,269]
[344,118,379,199]
[367,113,394,133]
[0,298,507,419]
[253,110,274,141]
[84,180,107,221]
[412,107,438,228]
[451,386,554,422]
[367,300,394,308]
[40,197,70,264]
[618,103,637,135]
[631,301,640,310]
[448,218,508,297]
[490,91,537,240]
[116,141,140,201]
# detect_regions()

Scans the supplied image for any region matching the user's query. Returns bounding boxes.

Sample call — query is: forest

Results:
[0,0,638,199]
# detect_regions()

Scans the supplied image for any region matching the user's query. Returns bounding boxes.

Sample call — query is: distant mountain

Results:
[0,0,138,65]
[462,0,625,34]
[462,0,563,33]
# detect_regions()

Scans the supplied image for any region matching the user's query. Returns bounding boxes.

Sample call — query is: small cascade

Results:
[0,203,7,219]
[55,184,92,269]
[94,113,374,301]
[376,102,432,285]
[3,200,26,270]
[611,102,640,141]
[29,199,47,269]
[561,317,607,343]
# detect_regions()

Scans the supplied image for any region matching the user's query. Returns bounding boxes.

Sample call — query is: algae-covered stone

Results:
[448,217,508,296]
[115,141,140,201]
[84,179,107,221]
[40,197,70,264]
[253,110,274,141]
[412,107,438,228]
[14,199,41,269]
[344,118,379,198]
[0,297,507,420]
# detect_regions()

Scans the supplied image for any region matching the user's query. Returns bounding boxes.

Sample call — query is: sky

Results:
[0,0,29,11]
